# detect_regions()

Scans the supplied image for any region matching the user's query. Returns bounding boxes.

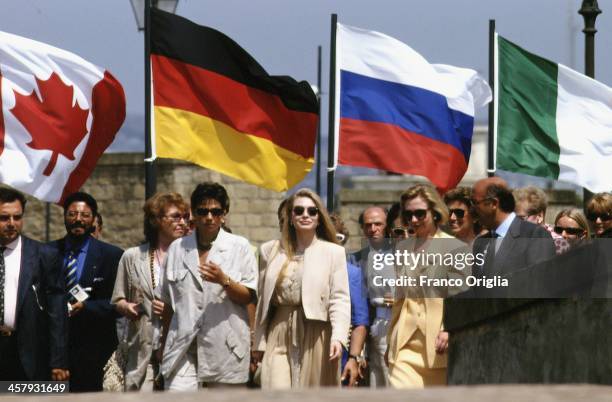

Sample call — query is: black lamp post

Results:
[130,0,179,200]
[578,0,601,208]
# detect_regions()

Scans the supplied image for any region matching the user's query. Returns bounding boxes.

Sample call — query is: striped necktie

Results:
[65,250,78,291]
[0,246,6,326]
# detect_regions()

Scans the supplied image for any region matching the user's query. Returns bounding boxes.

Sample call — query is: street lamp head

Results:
[130,0,179,31]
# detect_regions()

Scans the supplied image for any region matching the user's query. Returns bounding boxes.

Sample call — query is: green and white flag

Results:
[495,34,612,193]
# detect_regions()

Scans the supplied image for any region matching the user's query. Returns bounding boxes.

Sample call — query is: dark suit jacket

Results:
[473,217,555,277]
[48,237,123,383]
[15,236,68,380]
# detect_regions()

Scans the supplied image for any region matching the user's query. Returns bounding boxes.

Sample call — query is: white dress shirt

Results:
[2,236,22,330]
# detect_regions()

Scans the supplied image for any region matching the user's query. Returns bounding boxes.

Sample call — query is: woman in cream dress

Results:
[387,184,470,388]
[253,188,351,388]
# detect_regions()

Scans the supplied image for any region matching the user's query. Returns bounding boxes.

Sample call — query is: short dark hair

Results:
[190,182,230,213]
[0,187,27,211]
[386,202,402,236]
[62,192,98,216]
[485,184,515,213]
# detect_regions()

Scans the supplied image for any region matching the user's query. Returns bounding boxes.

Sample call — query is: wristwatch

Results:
[222,276,231,288]
[348,354,363,364]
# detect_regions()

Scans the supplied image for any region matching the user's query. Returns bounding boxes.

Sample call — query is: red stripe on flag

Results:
[152,54,317,159]
[59,71,126,204]
[338,118,467,190]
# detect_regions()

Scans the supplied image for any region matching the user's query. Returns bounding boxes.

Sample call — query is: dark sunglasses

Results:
[587,212,612,222]
[554,226,585,236]
[293,206,318,217]
[449,208,466,219]
[195,207,224,217]
[402,209,427,222]
[392,227,408,236]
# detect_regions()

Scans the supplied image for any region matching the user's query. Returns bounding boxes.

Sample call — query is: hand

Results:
[51,368,70,381]
[329,340,342,361]
[435,331,449,354]
[250,350,263,374]
[69,301,84,317]
[116,300,141,320]
[199,261,226,285]
[152,299,165,317]
[340,357,362,386]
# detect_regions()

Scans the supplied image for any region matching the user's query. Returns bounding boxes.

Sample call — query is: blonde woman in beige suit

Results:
[253,188,351,389]
[386,185,470,388]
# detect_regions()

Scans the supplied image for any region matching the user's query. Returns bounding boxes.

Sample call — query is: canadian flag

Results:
[0,30,125,203]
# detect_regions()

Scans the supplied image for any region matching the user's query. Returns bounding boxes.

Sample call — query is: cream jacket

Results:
[157,229,257,383]
[254,238,351,352]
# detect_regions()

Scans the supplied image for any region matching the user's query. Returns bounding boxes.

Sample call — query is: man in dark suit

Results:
[48,192,123,392]
[471,178,555,278]
[0,187,69,381]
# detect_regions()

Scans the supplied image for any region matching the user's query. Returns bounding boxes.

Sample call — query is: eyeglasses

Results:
[163,213,190,223]
[0,214,23,222]
[587,212,612,222]
[392,227,408,237]
[554,226,585,236]
[293,206,318,217]
[449,208,466,219]
[402,209,427,222]
[195,207,224,217]
[66,211,92,219]
[335,233,346,242]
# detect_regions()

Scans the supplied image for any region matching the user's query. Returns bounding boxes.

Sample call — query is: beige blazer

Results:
[254,238,351,352]
[111,243,157,390]
[387,230,471,369]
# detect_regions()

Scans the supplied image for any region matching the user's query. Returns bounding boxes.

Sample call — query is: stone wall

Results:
[21,153,285,249]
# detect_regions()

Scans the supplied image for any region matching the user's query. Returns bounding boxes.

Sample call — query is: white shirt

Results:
[2,236,22,330]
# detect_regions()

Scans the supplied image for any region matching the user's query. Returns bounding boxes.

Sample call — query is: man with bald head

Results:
[471,178,555,277]
[349,206,393,387]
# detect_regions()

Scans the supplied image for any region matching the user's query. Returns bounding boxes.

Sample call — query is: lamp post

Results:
[130,0,179,200]
[578,0,601,208]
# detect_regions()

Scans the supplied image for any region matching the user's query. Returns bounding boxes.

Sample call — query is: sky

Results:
[1,0,610,192]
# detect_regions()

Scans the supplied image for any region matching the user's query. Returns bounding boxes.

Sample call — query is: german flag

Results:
[150,9,318,191]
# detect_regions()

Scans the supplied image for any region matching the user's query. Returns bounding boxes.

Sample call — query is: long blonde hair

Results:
[280,188,338,258]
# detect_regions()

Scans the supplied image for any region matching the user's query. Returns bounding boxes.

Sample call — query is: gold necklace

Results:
[148,246,157,289]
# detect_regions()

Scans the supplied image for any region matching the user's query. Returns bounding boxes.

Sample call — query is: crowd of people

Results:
[0,180,610,391]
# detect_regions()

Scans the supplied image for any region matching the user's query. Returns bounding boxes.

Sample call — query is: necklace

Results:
[148,246,157,289]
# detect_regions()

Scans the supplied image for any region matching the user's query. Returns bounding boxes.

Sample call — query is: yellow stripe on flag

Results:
[154,106,314,192]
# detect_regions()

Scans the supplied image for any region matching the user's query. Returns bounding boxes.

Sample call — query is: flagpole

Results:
[326,14,337,212]
[579,0,601,207]
[316,45,322,196]
[144,0,156,200]
[487,19,496,178]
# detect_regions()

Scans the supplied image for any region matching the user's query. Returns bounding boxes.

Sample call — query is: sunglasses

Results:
[195,207,224,217]
[293,206,318,217]
[392,227,408,236]
[402,209,427,222]
[553,226,585,236]
[587,212,612,222]
[449,208,466,219]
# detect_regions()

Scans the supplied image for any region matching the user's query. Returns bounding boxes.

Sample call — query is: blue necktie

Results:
[0,247,6,326]
[65,250,78,291]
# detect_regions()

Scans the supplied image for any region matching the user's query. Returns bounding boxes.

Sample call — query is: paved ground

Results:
[3,385,611,402]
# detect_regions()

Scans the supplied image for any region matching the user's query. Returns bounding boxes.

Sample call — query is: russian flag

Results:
[335,23,491,190]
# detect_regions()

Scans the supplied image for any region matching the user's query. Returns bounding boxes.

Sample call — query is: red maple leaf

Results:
[10,72,89,176]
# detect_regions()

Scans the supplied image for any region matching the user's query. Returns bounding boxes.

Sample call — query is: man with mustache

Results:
[0,187,69,381]
[49,192,123,392]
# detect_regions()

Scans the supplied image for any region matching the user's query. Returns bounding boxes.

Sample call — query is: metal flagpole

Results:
[144,0,156,200]
[326,14,338,212]
[487,19,496,178]
[316,45,322,196]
